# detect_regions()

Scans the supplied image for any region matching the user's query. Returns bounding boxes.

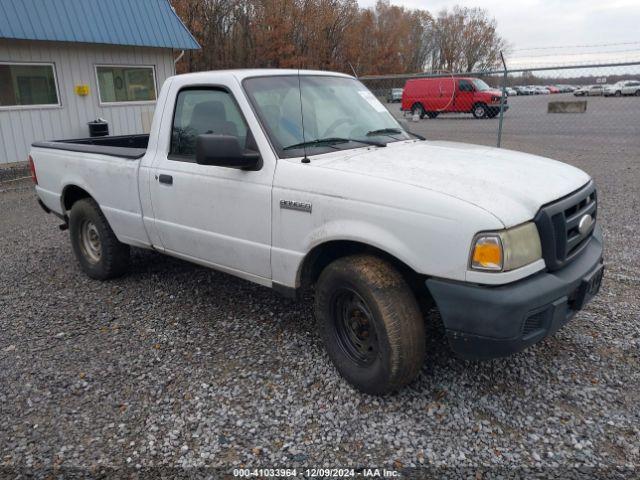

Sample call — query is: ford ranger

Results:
[30,69,604,394]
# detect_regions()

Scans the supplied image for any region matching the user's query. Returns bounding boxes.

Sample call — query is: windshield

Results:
[243,75,410,158]
[472,79,491,91]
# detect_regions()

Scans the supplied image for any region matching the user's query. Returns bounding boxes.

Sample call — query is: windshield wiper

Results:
[367,127,425,141]
[283,137,386,151]
[366,128,403,137]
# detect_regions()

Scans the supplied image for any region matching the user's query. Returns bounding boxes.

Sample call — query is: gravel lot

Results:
[1,99,640,476]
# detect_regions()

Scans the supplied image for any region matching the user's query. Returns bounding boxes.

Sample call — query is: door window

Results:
[170,88,249,160]
[459,80,473,92]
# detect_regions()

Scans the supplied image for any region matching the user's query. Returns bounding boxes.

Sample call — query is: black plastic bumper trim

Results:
[426,224,603,360]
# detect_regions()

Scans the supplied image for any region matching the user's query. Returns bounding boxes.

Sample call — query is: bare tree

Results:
[432,6,507,72]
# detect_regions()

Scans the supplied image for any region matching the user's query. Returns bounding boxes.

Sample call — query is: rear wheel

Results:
[315,254,425,394]
[635,90,640,96]
[615,90,622,97]
[411,103,425,119]
[472,103,488,119]
[69,198,130,280]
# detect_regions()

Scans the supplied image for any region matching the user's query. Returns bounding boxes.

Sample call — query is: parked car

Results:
[505,87,517,96]
[604,81,628,97]
[621,80,640,96]
[603,80,640,97]
[556,84,576,93]
[402,76,507,119]
[534,86,550,95]
[29,69,603,394]
[574,85,604,96]
[514,85,536,95]
[588,85,605,96]
[546,85,560,94]
[386,88,403,103]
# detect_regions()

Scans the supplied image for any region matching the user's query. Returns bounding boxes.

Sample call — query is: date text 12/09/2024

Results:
[233,468,401,477]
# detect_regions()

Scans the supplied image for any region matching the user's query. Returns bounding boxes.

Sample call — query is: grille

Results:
[534,181,597,271]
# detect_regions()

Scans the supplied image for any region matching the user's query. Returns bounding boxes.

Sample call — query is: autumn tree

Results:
[171,0,505,75]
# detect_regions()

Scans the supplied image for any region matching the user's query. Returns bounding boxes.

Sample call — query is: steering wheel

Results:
[322,118,352,137]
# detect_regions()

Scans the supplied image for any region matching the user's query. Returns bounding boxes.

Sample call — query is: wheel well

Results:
[298,240,430,300]
[62,185,91,212]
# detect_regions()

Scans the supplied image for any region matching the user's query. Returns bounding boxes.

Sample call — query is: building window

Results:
[0,63,60,108]
[96,65,157,104]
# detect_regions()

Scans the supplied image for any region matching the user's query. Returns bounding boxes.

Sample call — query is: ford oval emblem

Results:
[578,214,593,235]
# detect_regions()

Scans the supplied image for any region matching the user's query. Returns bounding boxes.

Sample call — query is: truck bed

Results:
[32,134,149,160]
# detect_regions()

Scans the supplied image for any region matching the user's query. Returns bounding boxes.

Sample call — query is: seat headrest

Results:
[190,101,226,129]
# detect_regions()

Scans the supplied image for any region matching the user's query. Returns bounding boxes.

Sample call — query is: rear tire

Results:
[635,90,640,97]
[411,103,426,119]
[472,103,487,119]
[314,254,425,395]
[615,90,622,97]
[69,198,130,280]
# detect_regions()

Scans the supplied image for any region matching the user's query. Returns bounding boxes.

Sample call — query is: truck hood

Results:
[316,140,591,227]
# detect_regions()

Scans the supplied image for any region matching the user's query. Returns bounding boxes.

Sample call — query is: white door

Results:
[149,87,273,282]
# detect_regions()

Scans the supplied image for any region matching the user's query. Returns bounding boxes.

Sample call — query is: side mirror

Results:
[195,134,261,170]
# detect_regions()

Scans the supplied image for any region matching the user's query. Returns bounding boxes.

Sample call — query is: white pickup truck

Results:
[30,69,604,394]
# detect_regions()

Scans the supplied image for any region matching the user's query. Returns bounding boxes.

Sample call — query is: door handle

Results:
[158,174,173,185]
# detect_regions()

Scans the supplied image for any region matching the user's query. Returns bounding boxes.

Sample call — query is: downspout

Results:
[173,50,185,74]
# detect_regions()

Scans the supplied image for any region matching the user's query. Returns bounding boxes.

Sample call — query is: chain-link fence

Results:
[359,61,640,163]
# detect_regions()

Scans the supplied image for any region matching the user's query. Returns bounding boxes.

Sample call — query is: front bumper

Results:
[426,225,603,360]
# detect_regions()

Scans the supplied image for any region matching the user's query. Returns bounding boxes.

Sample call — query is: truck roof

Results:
[173,69,354,82]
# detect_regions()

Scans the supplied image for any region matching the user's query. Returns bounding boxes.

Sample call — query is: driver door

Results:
[455,79,475,112]
[148,86,273,282]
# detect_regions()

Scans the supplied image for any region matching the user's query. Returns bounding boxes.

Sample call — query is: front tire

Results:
[69,198,130,280]
[315,255,425,394]
[411,103,426,119]
[472,103,488,119]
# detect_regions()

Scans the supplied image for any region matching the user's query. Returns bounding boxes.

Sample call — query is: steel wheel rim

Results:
[332,288,379,366]
[475,106,485,117]
[79,220,101,263]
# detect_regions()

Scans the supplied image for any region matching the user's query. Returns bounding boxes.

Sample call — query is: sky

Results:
[357,0,640,68]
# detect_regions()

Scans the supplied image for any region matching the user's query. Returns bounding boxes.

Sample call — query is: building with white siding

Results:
[0,0,199,165]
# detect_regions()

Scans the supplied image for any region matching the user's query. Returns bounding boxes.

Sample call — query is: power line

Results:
[508,48,640,60]
[511,41,640,52]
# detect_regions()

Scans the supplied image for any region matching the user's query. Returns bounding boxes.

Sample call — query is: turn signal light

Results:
[471,236,503,271]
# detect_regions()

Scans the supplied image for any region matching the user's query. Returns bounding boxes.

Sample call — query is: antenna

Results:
[297,68,310,164]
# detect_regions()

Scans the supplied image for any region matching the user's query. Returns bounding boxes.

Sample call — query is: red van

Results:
[401,77,508,119]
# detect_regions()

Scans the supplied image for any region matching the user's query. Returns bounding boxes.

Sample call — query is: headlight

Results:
[470,222,542,272]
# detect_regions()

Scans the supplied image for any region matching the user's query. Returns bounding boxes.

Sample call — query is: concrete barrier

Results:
[548,101,587,113]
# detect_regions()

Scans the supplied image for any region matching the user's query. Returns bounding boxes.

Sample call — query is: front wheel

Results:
[315,255,425,394]
[411,103,425,119]
[69,198,130,280]
[472,103,488,119]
